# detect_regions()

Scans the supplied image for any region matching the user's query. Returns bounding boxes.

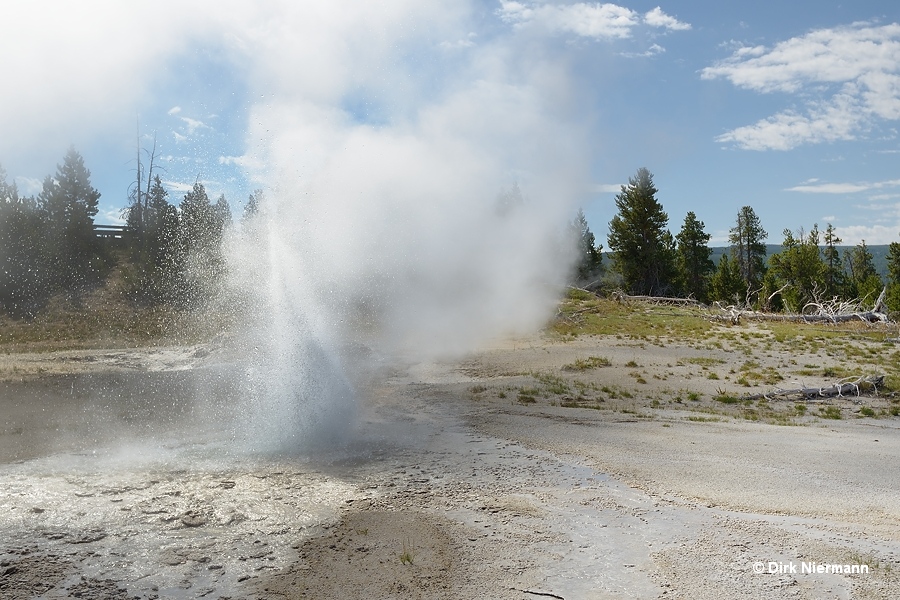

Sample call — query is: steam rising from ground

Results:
[241,95,584,355]
[225,4,589,450]
[3,2,590,452]
[228,99,586,448]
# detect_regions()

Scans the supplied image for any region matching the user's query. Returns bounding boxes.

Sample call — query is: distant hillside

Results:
[601,245,893,279]
[709,245,892,279]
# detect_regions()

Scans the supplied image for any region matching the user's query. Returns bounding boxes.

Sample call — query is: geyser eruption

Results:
[227,114,585,451]
[219,4,592,452]
[1,1,592,453]
[228,215,358,453]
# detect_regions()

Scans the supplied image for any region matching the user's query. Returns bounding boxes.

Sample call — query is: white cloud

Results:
[179,116,210,135]
[101,206,127,225]
[708,229,731,245]
[496,2,690,46]
[621,43,665,58]
[163,180,194,193]
[786,182,871,194]
[218,155,247,166]
[162,178,223,196]
[786,178,900,193]
[497,1,532,24]
[703,23,900,94]
[440,38,475,49]
[161,154,198,164]
[13,176,42,196]
[714,84,865,150]
[643,7,690,31]
[593,183,622,193]
[168,106,182,115]
[498,1,640,39]
[219,154,265,172]
[834,223,900,245]
[869,193,900,201]
[440,32,477,49]
[703,22,900,150]
[0,1,250,161]
[821,215,836,222]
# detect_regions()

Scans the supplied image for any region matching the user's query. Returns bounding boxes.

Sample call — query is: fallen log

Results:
[741,375,884,402]
[752,311,886,324]
[711,305,889,325]
[611,291,703,306]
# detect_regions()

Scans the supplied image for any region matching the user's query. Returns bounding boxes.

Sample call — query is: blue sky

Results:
[2,1,900,246]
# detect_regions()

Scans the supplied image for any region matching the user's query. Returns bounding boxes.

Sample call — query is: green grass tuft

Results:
[562,355,612,371]
[819,405,842,420]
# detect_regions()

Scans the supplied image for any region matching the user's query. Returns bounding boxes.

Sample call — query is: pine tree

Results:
[710,253,744,304]
[123,176,187,304]
[822,223,843,299]
[178,183,229,305]
[728,206,767,299]
[768,225,825,311]
[0,164,18,203]
[155,201,185,304]
[180,183,213,252]
[244,189,263,221]
[213,194,232,232]
[844,240,883,305]
[607,168,676,295]
[886,241,900,313]
[571,208,602,281]
[0,166,48,316]
[675,211,714,302]
[37,147,105,292]
[496,182,524,216]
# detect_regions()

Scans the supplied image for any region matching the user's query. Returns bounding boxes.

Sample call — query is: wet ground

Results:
[1,341,900,599]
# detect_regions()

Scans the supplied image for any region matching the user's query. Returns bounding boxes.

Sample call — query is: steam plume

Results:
[3,1,590,450]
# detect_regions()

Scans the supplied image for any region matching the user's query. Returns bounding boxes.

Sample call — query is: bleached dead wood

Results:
[571,287,892,325]
[741,375,884,402]
[712,299,890,325]
[757,311,888,324]
[874,285,888,314]
[611,291,703,306]
[798,286,890,324]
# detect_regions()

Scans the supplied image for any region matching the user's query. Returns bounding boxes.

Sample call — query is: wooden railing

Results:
[93,225,131,240]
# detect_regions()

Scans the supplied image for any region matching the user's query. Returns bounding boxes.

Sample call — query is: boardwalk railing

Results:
[93,225,131,240]
[93,225,133,247]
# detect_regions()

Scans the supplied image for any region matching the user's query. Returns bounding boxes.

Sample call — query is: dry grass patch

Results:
[562,356,611,371]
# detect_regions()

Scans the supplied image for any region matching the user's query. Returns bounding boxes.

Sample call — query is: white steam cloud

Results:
[229,2,588,449]
[3,1,589,451]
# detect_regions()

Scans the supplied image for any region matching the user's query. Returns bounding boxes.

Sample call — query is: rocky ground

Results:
[1,318,900,599]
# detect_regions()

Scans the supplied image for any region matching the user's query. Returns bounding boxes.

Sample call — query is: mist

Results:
[2,1,591,451]
[224,3,589,449]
